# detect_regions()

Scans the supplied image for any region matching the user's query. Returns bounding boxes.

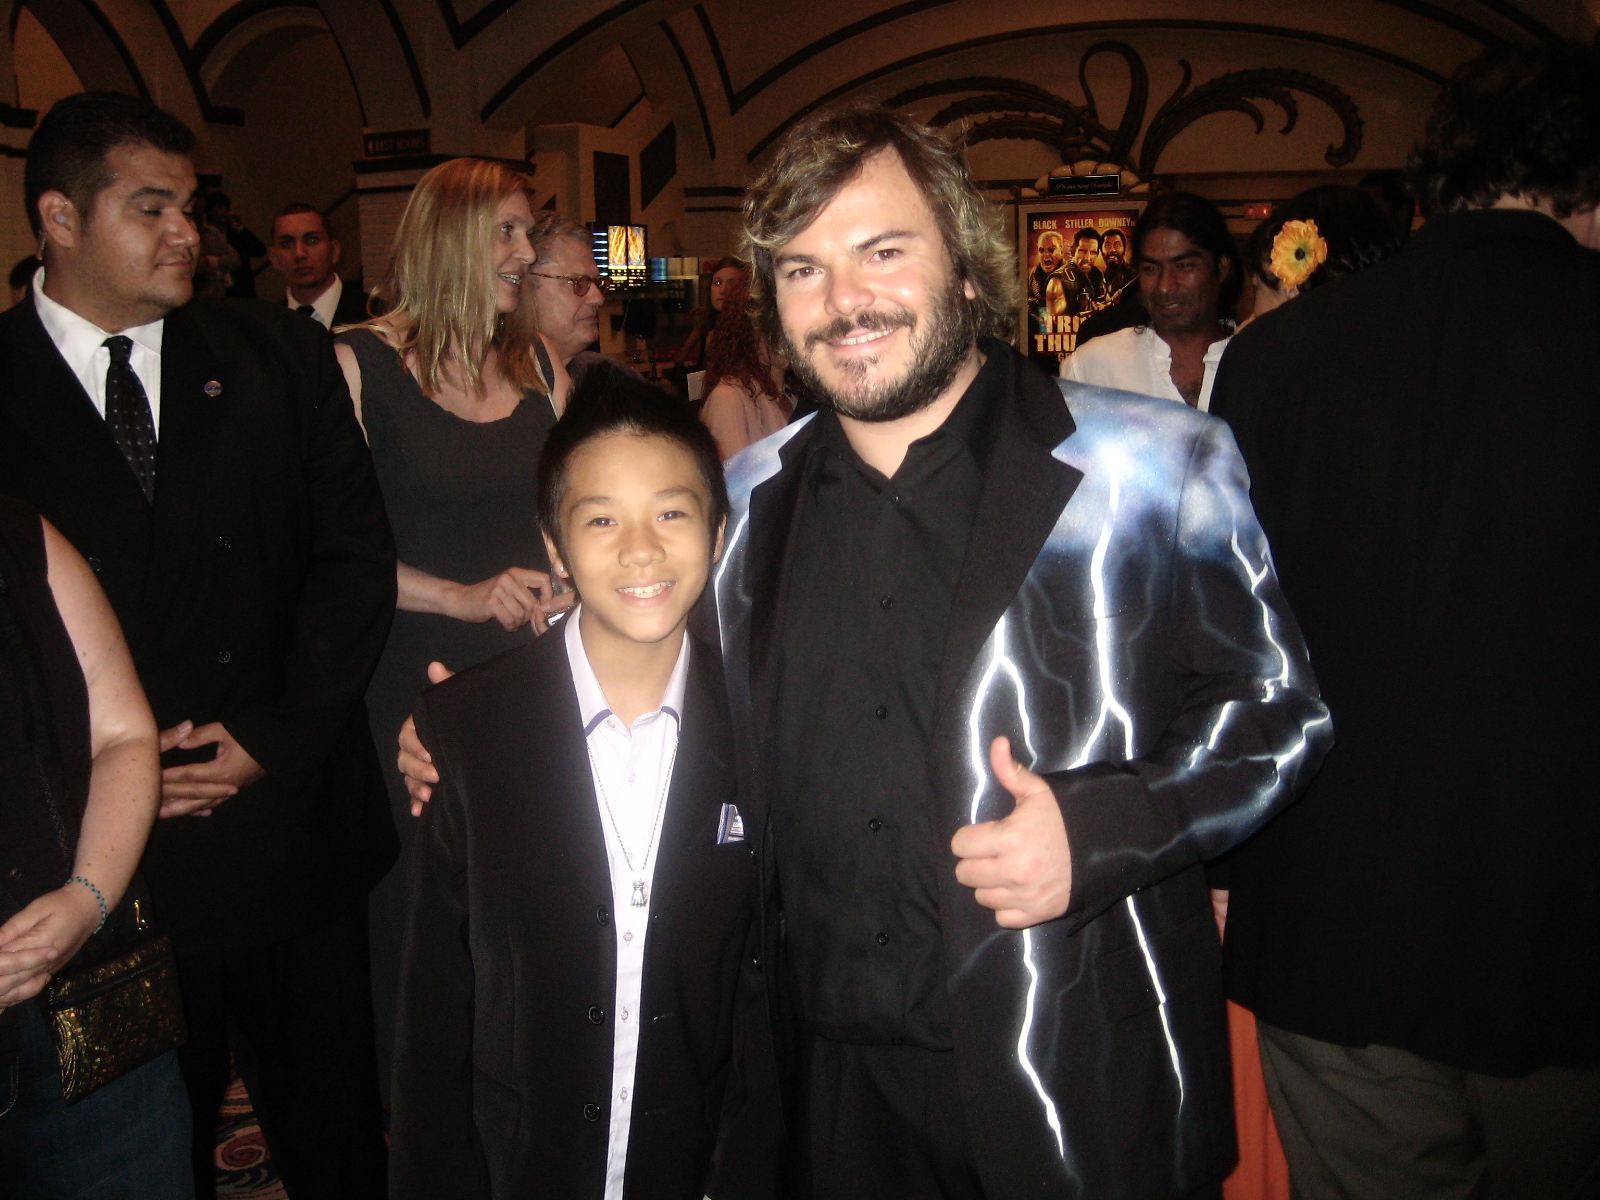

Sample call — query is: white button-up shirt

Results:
[286,276,343,329]
[564,608,690,1200]
[33,267,164,433]
[1061,324,1231,413]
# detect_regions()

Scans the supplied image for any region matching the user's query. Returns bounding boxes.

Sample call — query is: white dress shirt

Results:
[33,267,164,433]
[564,608,690,1200]
[286,276,343,329]
[1060,324,1231,413]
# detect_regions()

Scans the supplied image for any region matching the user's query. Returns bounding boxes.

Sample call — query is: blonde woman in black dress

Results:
[333,158,573,1095]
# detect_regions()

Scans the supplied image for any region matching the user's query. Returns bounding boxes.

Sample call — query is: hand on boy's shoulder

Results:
[401,661,455,815]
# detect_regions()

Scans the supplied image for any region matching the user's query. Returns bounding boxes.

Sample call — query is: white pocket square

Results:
[717,803,745,844]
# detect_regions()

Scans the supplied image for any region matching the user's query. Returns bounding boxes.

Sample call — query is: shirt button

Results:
[587,1005,605,1025]
[876,932,890,946]
[216,650,231,664]
[623,930,634,943]
[868,818,882,832]
[880,595,893,610]
[620,1089,628,1102]
[583,1103,601,1122]
[621,1007,629,1022]
[596,905,611,926]
[875,705,888,720]
[627,772,636,784]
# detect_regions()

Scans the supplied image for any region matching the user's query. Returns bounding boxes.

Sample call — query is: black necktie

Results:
[102,335,157,503]
[296,304,318,322]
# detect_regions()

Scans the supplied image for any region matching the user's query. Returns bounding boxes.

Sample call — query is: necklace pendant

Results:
[631,880,648,908]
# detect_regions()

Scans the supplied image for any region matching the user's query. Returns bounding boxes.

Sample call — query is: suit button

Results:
[583,1102,601,1122]
[874,705,888,720]
[216,650,232,664]
[876,932,889,946]
[879,595,893,609]
[596,905,611,927]
[868,818,882,832]
[587,1005,605,1025]
[216,536,232,550]
[88,557,103,573]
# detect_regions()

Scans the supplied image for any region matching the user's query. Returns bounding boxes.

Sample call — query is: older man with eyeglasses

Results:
[524,214,638,389]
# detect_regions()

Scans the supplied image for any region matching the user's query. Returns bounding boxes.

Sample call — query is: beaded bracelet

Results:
[66,875,107,934]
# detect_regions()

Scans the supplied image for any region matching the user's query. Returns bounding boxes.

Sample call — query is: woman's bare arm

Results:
[0,519,161,1007]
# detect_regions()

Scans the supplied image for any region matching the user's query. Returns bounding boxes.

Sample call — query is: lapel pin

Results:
[203,380,223,397]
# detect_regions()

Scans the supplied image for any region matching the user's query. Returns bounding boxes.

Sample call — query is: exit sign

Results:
[1048,173,1121,198]
[364,128,431,158]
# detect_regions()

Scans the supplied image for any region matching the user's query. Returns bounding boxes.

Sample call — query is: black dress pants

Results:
[176,902,387,1200]
[795,1036,985,1200]
[792,1035,1226,1200]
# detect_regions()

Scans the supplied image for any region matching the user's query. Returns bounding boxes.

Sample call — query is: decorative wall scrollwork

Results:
[887,41,1364,175]
[1139,62,1363,174]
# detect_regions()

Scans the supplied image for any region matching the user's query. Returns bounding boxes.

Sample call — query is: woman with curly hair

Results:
[698,274,794,460]
[674,256,747,374]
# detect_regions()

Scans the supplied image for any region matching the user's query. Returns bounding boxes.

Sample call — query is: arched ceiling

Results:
[6,0,1595,186]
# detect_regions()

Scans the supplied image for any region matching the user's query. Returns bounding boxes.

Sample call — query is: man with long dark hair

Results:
[1212,42,1600,1199]
[1063,191,1239,410]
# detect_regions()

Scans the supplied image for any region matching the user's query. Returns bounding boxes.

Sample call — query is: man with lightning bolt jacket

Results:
[712,103,1331,1200]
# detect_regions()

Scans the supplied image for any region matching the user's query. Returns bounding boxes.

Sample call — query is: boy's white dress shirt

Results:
[565,608,690,1200]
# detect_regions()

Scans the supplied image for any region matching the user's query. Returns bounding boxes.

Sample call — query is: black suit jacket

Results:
[283,279,372,329]
[1211,209,1600,1076]
[0,296,397,952]
[390,625,769,1200]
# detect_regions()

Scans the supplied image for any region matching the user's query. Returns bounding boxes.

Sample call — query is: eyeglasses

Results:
[527,271,608,296]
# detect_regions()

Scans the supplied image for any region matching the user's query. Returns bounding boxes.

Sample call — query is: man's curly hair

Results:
[1408,41,1600,218]
[740,102,1018,349]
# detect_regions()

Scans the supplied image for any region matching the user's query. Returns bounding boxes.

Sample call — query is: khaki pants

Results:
[1258,1022,1600,1200]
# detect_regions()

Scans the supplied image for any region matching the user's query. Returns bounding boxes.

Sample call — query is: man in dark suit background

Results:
[0,92,396,1199]
[1211,43,1600,1199]
[269,203,371,330]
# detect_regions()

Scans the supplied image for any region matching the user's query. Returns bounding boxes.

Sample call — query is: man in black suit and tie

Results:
[1210,43,1600,1200]
[0,92,396,1199]
[269,203,371,330]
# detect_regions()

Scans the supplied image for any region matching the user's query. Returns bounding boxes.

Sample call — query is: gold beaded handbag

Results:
[40,898,187,1104]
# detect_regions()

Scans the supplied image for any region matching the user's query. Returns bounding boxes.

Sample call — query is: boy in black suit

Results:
[390,370,765,1200]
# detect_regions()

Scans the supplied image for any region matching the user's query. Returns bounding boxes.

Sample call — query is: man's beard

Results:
[782,275,976,424]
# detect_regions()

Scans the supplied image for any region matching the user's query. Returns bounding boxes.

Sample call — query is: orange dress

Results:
[1222,1001,1291,1200]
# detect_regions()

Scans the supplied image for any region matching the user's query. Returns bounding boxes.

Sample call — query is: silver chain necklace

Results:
[587,739,677,907]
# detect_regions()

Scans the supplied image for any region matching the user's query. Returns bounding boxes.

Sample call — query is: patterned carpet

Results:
[215,1072,287,1199]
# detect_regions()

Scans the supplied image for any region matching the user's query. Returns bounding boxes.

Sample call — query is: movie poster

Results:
[1020,206,1141,371]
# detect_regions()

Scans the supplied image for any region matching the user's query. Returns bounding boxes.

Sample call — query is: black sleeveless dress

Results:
[0,496,91,1097]
[338,329,558,1089]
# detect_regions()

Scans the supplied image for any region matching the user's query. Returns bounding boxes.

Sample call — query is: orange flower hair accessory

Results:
[1269,219,1329,293]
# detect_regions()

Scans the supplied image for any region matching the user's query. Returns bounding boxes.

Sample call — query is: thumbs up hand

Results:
[951,737,1074,929]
